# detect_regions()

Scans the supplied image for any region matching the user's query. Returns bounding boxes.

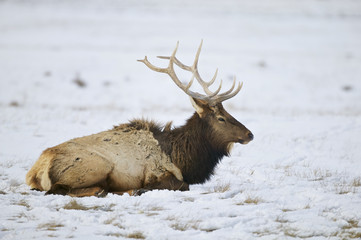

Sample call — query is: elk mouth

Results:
[238,133,254,145]
[238,139,249,145]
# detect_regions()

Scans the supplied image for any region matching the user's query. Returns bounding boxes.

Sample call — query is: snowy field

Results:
[1,0,361,239]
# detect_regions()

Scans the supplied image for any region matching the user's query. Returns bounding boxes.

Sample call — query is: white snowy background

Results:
[1,0,361,239]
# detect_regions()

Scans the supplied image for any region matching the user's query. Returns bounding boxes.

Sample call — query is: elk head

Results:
[138,41,253,148]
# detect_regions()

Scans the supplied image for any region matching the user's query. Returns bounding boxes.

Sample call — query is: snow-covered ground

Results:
[1,0,361,239]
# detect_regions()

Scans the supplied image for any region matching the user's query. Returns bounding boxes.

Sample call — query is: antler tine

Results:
[144,41,180,71]
[191,40,220,96]
[137,56,168,73]
[158,56,191,71]
[169,41,179,66]
[192,39,202,69]
[218,76,236,97]
[213,81,243,104]
[207,79,222,98]
[208,68,218,87]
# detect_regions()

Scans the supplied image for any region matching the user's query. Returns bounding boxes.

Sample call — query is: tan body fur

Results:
[26,123,185,196]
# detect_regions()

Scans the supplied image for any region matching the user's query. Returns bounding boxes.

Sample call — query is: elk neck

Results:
[153,112,230,184]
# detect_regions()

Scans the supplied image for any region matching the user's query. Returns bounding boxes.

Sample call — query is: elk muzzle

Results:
[238,131,254,145]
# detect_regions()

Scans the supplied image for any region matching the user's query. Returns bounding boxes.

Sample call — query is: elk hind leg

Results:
[46,184,107,197]
[46,179,109,197]
[67,187,107,197]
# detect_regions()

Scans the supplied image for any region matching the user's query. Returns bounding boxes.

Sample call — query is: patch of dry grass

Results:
[351,177,361,187]
[166,215,201,232]
[127,231,146,239]
[37,222,64,231]
[236,194,263,205]
[308,169,333,181]
[281,208,295,213]
[106,232,123,238]
[275,215,289,224]
[244,196,262,204]
[16,199,31,209]
[170,220,201,232]
[212,182,231,193]
[105,231,145,239]
[334,178,359,195]
[182,197,195,202]
[279,164,333,182]
[103,217,125,230]
[137,204,164,216]
[63,200,90,210]
[332,221,361,240]
[63,199,115,211]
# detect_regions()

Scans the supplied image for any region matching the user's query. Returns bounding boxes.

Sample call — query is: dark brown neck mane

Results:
[116,114,231,185]
[154,113,230,184]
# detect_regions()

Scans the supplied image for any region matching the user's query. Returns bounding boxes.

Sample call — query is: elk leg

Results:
[110,176,189,197]
[45,183,70,195]
[145,174,189,191]
[46,183,108,197]
[109,174,189,197]
[68,187,107,197]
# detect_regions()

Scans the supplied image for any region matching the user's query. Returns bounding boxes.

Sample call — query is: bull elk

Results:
[26,41,253,197]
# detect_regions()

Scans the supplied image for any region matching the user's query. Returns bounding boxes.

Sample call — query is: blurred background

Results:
[1,0,360,112]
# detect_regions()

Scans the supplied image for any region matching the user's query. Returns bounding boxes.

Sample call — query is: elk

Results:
[26,41,253,197]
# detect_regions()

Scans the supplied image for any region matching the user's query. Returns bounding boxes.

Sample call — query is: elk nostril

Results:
[248,132,254,140]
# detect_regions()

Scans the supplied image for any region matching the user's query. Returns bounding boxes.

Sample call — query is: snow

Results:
[1,0,361,239]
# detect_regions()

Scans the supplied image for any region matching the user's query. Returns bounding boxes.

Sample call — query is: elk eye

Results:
[218,117,225,122]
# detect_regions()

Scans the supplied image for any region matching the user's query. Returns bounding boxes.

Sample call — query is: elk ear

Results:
[190,97,208,118]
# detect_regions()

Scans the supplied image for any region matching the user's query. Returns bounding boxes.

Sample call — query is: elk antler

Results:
[138,40,243,106]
